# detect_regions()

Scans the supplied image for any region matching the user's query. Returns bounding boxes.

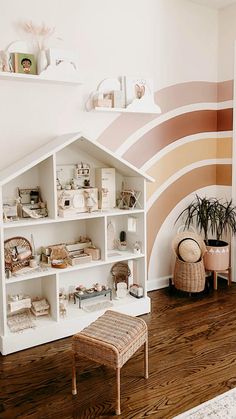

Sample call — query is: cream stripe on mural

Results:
[116,101,233,157]
[146,136,232,201]
[142,132,232,172]
[147,159,232,211]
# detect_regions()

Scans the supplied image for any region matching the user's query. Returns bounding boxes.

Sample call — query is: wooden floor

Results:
[1,278,236,418]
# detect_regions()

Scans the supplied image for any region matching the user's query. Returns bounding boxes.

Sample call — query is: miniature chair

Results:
[72,310,148,415]
[110,262,131,289]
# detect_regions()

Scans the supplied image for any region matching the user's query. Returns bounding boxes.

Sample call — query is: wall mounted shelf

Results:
[94,106,161,114]
[0,71,82,85]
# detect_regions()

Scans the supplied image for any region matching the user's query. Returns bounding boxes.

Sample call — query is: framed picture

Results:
[124,76,154,106]
[11,53,36,75]
[123,75,161,113]
[46,48,79,71]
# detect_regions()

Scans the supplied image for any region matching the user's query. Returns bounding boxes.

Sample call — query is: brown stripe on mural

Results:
[217,108,233,131]
[147,164,232,264]
[123,110,218,168]
[217,80,233,102]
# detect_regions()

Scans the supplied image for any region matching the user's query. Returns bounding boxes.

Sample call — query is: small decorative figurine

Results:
[133,241,141,255]
[84,190,97,213]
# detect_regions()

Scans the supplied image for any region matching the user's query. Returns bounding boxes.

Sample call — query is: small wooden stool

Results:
[212,267,231,290]
[72,310,148,415]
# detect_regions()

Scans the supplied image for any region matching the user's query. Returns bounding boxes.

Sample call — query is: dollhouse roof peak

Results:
[0,132,154,186]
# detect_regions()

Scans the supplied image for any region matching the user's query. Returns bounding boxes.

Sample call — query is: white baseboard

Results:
[147,274,236,293]
[147,276,171,291]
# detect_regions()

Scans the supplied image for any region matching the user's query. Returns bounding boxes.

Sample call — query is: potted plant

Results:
[176,195,236,271]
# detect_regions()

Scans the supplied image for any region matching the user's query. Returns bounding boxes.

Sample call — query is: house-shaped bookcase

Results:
[0,132,152,355]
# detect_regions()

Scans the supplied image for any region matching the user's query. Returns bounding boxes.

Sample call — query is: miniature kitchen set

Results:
[0,133,151,354]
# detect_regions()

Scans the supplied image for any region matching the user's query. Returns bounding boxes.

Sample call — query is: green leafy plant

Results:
[176,195,236,245]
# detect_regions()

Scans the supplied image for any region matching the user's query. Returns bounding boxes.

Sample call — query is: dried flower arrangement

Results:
[20,21,57,51]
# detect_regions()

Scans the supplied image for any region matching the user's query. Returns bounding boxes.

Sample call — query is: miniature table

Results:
[74,288,112,309]
[72,310,148,415]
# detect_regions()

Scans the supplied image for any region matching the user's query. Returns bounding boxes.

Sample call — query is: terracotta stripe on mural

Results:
[123,110,218,168]
[217,108,233,131]
[147,164,232,263]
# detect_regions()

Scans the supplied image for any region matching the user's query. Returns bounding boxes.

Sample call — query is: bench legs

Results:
[144,339,149,379]
[72,338,148,415]
[72,352,77,396]
[116,367,121,415]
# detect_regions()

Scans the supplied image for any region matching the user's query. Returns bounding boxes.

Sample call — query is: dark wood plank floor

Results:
[1,278,236,418]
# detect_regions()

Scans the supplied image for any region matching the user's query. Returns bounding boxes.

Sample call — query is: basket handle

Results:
[177,225,197,234]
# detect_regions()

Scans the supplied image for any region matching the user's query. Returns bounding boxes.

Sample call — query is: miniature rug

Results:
[83,301,113,312]
[174,387,236,418]
[7,309,35,333]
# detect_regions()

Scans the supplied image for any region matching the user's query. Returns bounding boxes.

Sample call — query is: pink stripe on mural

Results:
[97,81,233,151]
[97,113,156,151]
[217,80,233,102]
[123,110,218,168]
[154,81,217,114]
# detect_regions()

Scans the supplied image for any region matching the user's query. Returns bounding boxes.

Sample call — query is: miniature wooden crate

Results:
[67,253,92,266]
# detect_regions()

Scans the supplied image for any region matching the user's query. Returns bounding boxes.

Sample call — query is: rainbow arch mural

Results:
[97,80,233,282]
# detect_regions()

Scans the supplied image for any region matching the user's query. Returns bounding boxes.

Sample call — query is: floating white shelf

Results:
[0,71,82,85]
[94,106,160,114]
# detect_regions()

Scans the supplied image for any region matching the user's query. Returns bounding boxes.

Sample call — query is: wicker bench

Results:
[72,310,148,415]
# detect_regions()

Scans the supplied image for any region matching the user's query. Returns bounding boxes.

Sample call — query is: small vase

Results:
[37,49,48,75]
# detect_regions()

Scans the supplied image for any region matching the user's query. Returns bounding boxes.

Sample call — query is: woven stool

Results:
[72,310,148,415]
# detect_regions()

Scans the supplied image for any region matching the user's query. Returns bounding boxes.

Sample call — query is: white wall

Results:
[153,0,218,89]
[0,0,218,171]
[218,3,236,81]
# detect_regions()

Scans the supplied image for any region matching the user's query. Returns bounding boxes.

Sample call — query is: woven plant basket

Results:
[173,257,206,292]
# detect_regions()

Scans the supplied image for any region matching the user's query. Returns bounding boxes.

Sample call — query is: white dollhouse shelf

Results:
[0,131,152,355]
[0,71,82,85]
